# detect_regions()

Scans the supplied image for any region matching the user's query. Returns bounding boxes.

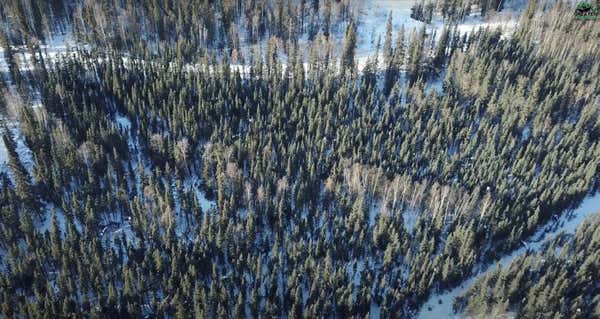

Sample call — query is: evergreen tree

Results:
[2,129,35,209]
[340,20,357,75]
[407,26,426,82]
[433,26,450,70]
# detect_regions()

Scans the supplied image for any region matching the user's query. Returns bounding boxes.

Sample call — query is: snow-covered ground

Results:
[416,192,600,319]
[0,0,521,76]
[352,0,520,69]
[0,30,78,71]
[184,176,217,213]
[356,0,423,54]
[0,116,34,176]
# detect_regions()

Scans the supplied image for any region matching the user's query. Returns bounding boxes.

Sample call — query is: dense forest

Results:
[0,0,365,62]
[0,0,599,318]
[456,214,600,318]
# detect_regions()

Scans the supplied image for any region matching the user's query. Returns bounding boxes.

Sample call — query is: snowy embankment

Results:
[0,117,34,176]
[0,29,58,175]
[416,192,600,319]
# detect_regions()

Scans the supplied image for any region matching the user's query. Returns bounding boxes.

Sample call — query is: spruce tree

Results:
[407,26,426,83]
[2,129,36,209]
[433,26,450,70]
[340,20,357,76]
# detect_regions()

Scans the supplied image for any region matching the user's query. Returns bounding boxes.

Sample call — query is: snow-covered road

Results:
[416,192,600,319]
[0,116,34,176]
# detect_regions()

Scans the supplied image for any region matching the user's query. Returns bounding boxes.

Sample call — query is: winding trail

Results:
[416,192,600,319]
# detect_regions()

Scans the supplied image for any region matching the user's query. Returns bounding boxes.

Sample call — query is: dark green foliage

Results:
[2,129,36,209]
[457,214,600,318]
[341,19,357,75]
[0,2,598,319]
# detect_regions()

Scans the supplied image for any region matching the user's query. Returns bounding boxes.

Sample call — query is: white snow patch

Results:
[355,0,423,58]
[369,203,380,227]
[115,113,132,130]
[370,301,382,318]
[0,117,34,176]
[184,177,217,212]
[403,207,420,233]
[37,204,68,235]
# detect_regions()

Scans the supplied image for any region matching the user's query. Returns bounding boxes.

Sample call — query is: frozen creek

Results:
[416,193,600,319]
